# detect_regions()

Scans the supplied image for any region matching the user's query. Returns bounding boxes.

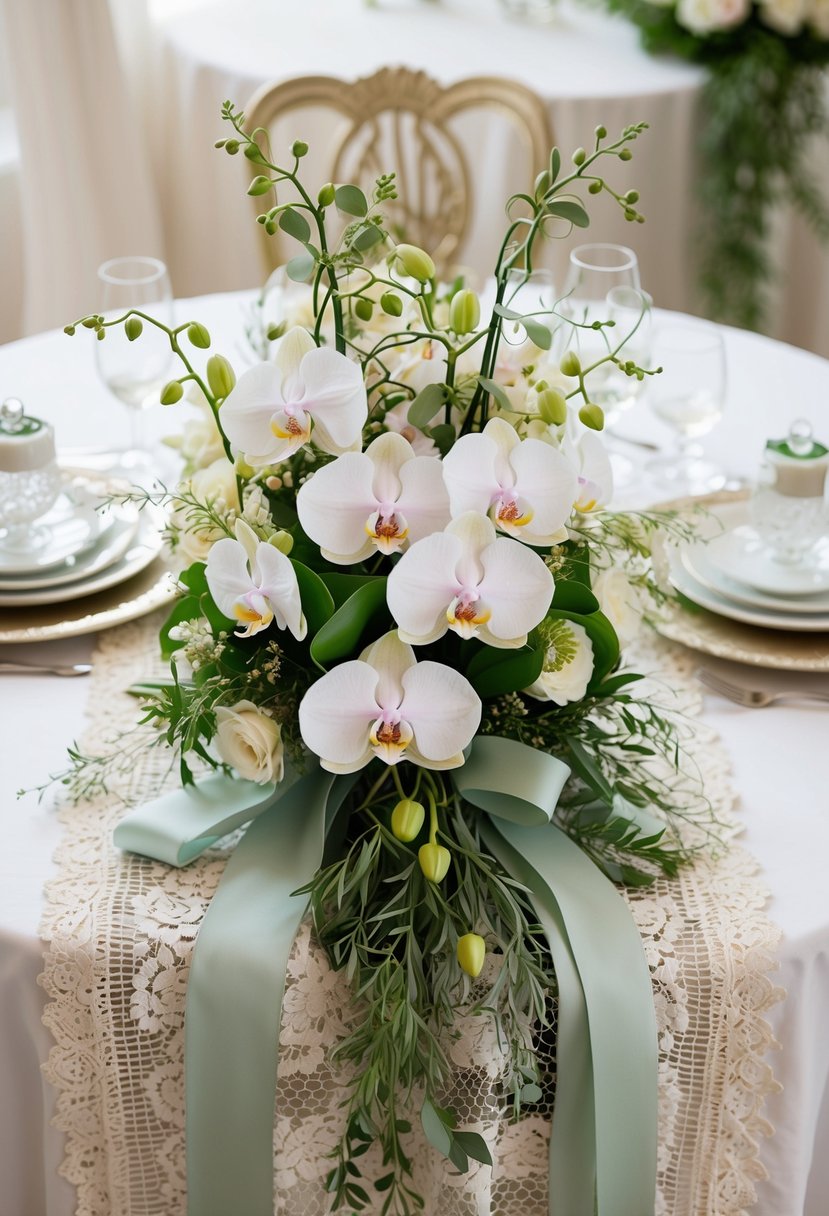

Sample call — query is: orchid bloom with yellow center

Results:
[219,327,367,467]
[298,631,481,774]
[296,432,449,564]
[441,417,578,546]
[563,427,614,513]
[205,519,306,640]
[386,511,554,649]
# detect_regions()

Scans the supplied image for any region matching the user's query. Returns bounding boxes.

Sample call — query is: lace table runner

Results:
[39,619,783,1216]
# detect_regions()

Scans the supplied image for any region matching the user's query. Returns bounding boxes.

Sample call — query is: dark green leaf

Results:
[551,580,599,615]
[335,184,368,217]
[546,199,590,229]
[454,1131,493,1166]
[407,383,445,429]
[428,423,455,455]
[319,571,382,609]
[291,560,335,634]
[310,577,389,669]
[278,207,311,244]
[447,1139,469,1173]
[465,638,544,699]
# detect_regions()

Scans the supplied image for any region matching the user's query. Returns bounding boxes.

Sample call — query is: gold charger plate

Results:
[0,559,177,644]
[652,490,829,673]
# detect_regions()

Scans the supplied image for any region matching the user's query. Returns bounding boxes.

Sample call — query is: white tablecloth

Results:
[1,293,829,1214]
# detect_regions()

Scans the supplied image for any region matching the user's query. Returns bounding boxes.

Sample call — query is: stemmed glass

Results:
[500,268,556,347]
[646,319,727,493]
[95,257,174,467]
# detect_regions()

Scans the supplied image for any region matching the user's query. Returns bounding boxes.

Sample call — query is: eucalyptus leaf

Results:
[420,1100,453,1158]
[352,223,383,252]
[335,183,368,217]
[550,146,561,183]
[285,252,315,283]
[278,207,312,244]
[407,383,445,429]
[521,317,552,350]
[476,376,513,414]
[453,1131,494,1166]
[519,1083,543,1105]
[447,1139,469,1173]
[546,199,590,229]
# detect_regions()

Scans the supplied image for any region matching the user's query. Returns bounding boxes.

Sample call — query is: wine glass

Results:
[95,257,174,467]
[646,319,726,493]
[500,268,556,347]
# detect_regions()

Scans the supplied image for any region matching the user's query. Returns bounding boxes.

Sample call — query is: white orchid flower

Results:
[296,432,449,565]
[564,427,613,513]
[298,631,481,773]
[220,327,367,466]
[442,417,577,547]
[382,400,438,457]
[205,518,306,640]
[386,511,554,648]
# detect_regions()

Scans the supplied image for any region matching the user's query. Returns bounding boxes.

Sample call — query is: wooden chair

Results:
[245,67,553,275]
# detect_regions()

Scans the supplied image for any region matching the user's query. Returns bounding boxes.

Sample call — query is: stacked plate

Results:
[670,499,829,634]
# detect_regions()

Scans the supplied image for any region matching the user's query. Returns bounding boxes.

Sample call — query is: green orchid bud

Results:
[457,933,486,979]
[291,139,309,158]
[380,291,403,317]
[267,530,294,555]
[625,190,640,204]
[624,207,636,222]
[418,842,451,883]
[534,169,551,198]
[595,124,607,139]
[207,354,236,399]
[96,329,105,341]
[265,220,277,236]
[187,322,211,349]
[63,325,76,336]
[318,182,336,207]
[449,288,480,336]
[619,148,632,162]
[234,455,255,479]
[572,147,586,167]
[394,243,436,283]
[391,799,425,842]
[247,175,272,197]
[536,388,568,427]
[579,402,605,431]
[81,316,98,329]
[559,351,581,377]
[244,142,264,162]
[124,317,143,342]
[160,380,184,406]
[225,139,240,155]
[266,323,286,342]
[588,180,602,195]
[354,297,373,323]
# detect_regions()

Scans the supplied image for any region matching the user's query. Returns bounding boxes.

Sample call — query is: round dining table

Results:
[1,292,828,1215]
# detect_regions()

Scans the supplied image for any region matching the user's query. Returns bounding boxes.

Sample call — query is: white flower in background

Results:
[385,338,449,395]
[220,327,367,466]
[676,0,750,33]
[298,631,481,773]
[593,568,644,647]
[524,620,594,706]
[810,0,829,35]
[387,511,554,648]
[442,417,578,546]
[205,518,306,640]
[296,432,449,564]
[758,0,807,32]
[214,700,284,784]
[164,399,225,473]
[171,458,240,564]
[564,428,614,513]
[382,400,439,457]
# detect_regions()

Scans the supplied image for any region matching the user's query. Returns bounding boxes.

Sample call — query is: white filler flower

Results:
[298,631,481,773]
[214,700,284,784]
[524,620,594,706]
[205,518,306,640]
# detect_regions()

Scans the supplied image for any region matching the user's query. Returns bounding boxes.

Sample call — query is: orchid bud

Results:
[64,325,76,336]
[207,354,236,399]
[354,297,373,323]
[318,182,336,207]
[225,140,240,155]
[536,388,568,427]
[619,148,633,162]
[457,933,486,978]
[579,402,605,430]
[81,316,98,329]
[380,291,403,317]
[418,842,451,883]
[247,176,272,197]
[572,147,586,166]
[391,799,425,842]
[267,530,294,555]
[394,243,436,283]
[595,124,607,139]
[122,317,142,343]
[588,180,602,195]
[187,322,211,349]
[160,380,183,405]
[534,169,551,198]
[449,288,480,335]
[559,351,581,377]
[291,139,309,158]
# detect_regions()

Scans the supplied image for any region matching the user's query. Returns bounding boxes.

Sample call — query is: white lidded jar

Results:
[0,398,62,554]
[751,419,829,566]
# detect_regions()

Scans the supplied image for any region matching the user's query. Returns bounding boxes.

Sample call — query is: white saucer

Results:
[0,506,140,591]
[0,507,164,607]
[670,562,829,633]
[0,492,114,575]
[704,524,829,597]
[681,545,829,615]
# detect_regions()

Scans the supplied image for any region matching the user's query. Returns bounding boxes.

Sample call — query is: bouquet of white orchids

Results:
[65,111,708,1215]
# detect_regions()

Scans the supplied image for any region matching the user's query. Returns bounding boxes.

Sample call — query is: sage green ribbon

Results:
[115,737,657,1216]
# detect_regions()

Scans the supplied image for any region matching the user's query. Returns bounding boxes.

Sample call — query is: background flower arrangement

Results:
[61,112,721,1214]
[604,0,829,330]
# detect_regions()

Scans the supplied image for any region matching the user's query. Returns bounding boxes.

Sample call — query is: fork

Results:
[0,661,92,677]
[696,667,829,707]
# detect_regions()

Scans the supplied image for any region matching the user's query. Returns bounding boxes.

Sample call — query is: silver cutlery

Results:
[0,661,92,677]
[697,667,829,708]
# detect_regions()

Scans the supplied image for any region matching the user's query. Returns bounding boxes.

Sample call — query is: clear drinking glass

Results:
[95,257,174,465]
[557,244,642,427]
[646,319,727,493]
[500,268,556,347]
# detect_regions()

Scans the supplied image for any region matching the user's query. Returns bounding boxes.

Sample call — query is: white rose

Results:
[524,620,594,706]
[676,0,750,32]
[165,399,225,473]
[758,0,807,32]
[214,700,284,784]
[593,568,644,648]
[172,458,240,563]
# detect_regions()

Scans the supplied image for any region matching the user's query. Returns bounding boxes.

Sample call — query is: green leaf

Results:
[550,146,561,183]
[566,737,614,803]
[278,207,311,244]
[319,571,382,609]
[352,223,383,252]
[286,252,315,282]
[476,376,513,413]
[454,1131,493,1166]
[519,1083,543,1104]
[596,671,645,696]
[447,1139,469,1173]
[335,184,368,217]
[310,577,389,669]
[546,199,590,229]
[420,1100,453,1158]
[199,591,234,636]
[551,580,599,615]
[291,560,335,634]
[464,637,544,699]
[407,383,445,429]
[428,423,455,455]
[521,317,552,350]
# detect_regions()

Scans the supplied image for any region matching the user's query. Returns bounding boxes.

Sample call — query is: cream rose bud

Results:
[676,0,750,31]
[524,619,594,706]
[593,568,644,648]
[214,700,284,784]
[172,458,240,564]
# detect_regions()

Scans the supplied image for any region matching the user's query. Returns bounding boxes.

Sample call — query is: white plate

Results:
[0,508,164,606]
[670,562,829,633]
[0,506,140,591]
[704,522,829,597]
[681,545,829,615]
[0,492,115,574]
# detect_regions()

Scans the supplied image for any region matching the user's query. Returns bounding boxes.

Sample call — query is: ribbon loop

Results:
[455,736,571,825]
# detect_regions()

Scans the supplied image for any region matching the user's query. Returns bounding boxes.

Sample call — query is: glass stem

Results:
[130,403,147,456]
